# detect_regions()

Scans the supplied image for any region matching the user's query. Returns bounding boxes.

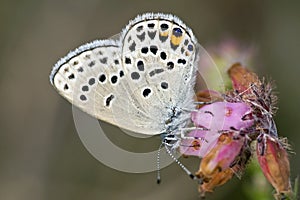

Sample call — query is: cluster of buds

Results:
[180,63,293,199]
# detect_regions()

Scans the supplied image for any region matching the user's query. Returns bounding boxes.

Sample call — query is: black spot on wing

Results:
[125,57,131,64]
[80,94,87,101]
[150,45,158,55]
[129,41,136,52]
[160,52,167,60]
[167,62,174,70]
[136,25,143,32]
[99,74,106,83]
[149,68,164,77]
[131,72,140,80]
[161,82,168,89]
[147,23,155,28]
[137,32,146,42]
[111,75,118,84]
[172,28,183,37]
[105,94,114,107]
[141,47,148,54]
[160,23,169,31]
[88,60,96,67]
[68,74,75,79]
[100,57,107,64]
[137,60,144,71]
[77,67,83,72]
[82,85,89,92]
[119,70,124,77]
[148,31,156,39]
[89,78,95,85]
[177,59,186,65]
[64,84,69,90]
[142,88,152,98]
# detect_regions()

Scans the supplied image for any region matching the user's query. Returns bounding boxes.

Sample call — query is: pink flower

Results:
[191,102,254,131]
[196,131,245,180]
[180,101,253,157]
[180,130,208,157]
[180,130,220,157]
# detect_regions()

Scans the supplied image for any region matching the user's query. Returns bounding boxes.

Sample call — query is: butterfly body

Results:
[50,13,198,137]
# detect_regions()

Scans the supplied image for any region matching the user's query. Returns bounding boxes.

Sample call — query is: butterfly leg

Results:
[179,127,209,141]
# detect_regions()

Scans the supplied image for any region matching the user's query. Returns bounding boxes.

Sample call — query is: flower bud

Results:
[227,63,260,94]
[256,134,292,197]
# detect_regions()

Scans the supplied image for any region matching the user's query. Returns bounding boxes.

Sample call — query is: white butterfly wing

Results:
[51,40,122,123]
[50,13,198,135]
[119,13,199,132]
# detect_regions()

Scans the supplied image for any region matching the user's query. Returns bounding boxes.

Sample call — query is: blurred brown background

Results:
[0,1,299,200]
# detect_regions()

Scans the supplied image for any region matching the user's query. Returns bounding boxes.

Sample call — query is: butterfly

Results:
[50,13,199,140]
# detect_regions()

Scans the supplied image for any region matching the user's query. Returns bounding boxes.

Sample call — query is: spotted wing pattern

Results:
[50,13,198,135]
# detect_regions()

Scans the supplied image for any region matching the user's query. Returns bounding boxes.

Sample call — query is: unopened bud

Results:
[256,134,292,198]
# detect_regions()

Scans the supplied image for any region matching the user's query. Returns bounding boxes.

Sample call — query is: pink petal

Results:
[180,130,219,157]
[191,102,253,131]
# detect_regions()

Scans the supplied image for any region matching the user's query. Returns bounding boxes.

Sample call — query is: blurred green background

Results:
[0,0,299,199]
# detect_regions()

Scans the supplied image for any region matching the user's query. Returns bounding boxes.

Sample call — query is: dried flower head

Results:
[196,131,245,181]
[256,134,292,199]
[197,167,234,197]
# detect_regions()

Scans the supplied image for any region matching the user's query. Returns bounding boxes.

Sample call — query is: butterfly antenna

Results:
[164,143,196,180]
[156,142,163,184]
